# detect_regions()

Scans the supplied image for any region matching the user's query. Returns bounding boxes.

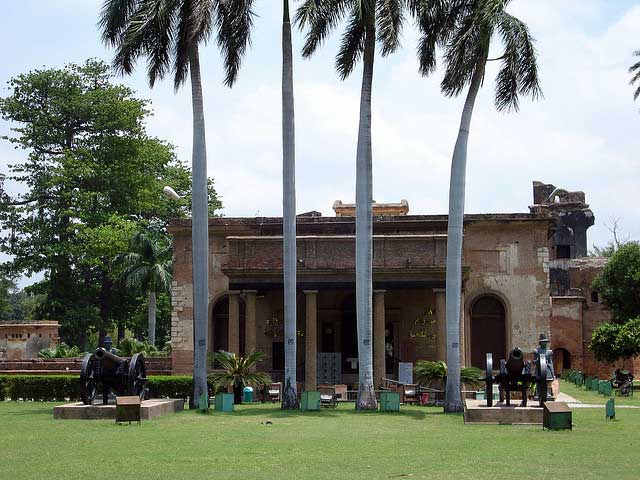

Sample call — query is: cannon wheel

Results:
[485,353,494,407]
[129,353,147,401]
[538,354,548,408]
[80,353,98,405]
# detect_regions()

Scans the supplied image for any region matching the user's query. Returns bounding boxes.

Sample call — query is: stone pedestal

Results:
[53,399,184,420]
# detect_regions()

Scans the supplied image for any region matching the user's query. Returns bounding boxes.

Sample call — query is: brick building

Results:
[168,181,631,386]
[0,320,60,360]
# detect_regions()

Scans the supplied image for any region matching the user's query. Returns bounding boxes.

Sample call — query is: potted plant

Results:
[414,360,483,401]
[209,351,272,404]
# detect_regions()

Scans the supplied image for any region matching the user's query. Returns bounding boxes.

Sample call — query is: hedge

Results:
[0,375,220,402]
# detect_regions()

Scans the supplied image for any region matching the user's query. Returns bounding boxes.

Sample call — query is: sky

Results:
[1,0,639,287]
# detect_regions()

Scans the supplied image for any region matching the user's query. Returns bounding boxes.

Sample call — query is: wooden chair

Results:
[268,382,282,403]
[401,384,419,404]
[334,384,348,401]
[318,385,338,408]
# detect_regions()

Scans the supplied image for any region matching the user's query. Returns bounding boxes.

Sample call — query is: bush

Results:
[0,374,221,402]
[1,375,81,401]
[590,317,640,363]
[0,376,8,401]
[37,343,83,359]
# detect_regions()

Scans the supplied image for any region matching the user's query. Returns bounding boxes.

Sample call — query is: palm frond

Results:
[215,0,257,87]
[335,6,367,79]
[494,11,541,112]
[376,0,404,56]
[295,0,352,58]
[629,50,640,100]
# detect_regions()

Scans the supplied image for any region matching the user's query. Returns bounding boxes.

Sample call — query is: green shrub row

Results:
[0,375,221,401]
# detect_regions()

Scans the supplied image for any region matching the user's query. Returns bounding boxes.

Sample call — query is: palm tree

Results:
[281,0,299,410]
[99,0,255,410]
[296,0,415,410]
[116,232,172,346]
[416,0,541,412]
[630,50,640,101]
[209,351,272,404]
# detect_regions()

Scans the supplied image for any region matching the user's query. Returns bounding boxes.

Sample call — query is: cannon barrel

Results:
[94,347,125,370]
[505,347,525,375]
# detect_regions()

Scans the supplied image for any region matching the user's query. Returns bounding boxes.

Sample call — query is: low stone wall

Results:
[0,357,171,375]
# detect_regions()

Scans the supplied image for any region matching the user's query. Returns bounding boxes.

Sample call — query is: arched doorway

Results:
[470,296,506,368]
[555,348,571,378]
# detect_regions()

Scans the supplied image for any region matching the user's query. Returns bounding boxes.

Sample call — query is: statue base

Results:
[463,399,552,425]
[53,398,184,420]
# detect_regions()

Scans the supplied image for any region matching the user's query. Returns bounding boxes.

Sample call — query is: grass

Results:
[2,401,640,479]
[561,379,640,406]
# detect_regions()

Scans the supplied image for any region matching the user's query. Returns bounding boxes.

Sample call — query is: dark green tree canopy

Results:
[0,60,220,345]
[592,242,640,324]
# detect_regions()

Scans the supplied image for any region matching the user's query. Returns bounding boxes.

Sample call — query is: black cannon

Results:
[483,347,549,408]
[80,348,147,405]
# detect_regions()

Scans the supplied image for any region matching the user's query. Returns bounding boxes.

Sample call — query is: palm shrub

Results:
[115,232,172,346]
[209,351,271,404]
[37,343,83,359]
[414,360,483,391]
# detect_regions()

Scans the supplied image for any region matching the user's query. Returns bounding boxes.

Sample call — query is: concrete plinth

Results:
[53,399,184,420]
[464,399,544,425]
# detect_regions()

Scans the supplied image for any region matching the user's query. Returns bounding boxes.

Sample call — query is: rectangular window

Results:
[556,245,571,259]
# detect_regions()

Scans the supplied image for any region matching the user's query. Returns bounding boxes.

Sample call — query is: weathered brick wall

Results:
[463,222,552,359]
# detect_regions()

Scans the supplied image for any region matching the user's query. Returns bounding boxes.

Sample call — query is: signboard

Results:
[398,362,413,385]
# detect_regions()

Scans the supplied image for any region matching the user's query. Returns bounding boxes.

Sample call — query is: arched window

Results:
[470,296,506,369]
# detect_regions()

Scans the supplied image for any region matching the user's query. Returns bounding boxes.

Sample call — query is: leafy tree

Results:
[630,50,640,101]
[0,60,217,347]
[416,0,541,412]
[296,0,419,411]
[590,242,640,362]
[590,318,640,363]
[116,231,172,346]
[0,275,15,319]
[592,242,640,324]
[100,0,253,411]
[589,218,631,258]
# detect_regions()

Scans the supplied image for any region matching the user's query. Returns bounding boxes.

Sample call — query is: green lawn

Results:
[1,401,639,480]
[561,379,640,406]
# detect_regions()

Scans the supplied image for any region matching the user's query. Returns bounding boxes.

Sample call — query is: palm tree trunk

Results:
[189,45,209,411]
[444,57,486,413]
[281,0,299,409]
[355,26,377,411]
[148,290,157,346]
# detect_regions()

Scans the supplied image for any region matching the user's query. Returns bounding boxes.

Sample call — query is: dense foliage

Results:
[590,242,640,362]
[592,242,640,324]
[0,60,221,345]
[0,374,219,402]
[37,343,83,359]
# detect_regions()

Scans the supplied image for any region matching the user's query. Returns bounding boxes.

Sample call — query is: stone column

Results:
[244,290,257,355]
[434,288,446,362]
[304,290,318,391]
[373,290,386,387]
[228,291,240,355]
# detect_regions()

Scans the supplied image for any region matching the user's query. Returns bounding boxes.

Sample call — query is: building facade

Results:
[0,320,60,360]
[169,181,630,386]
